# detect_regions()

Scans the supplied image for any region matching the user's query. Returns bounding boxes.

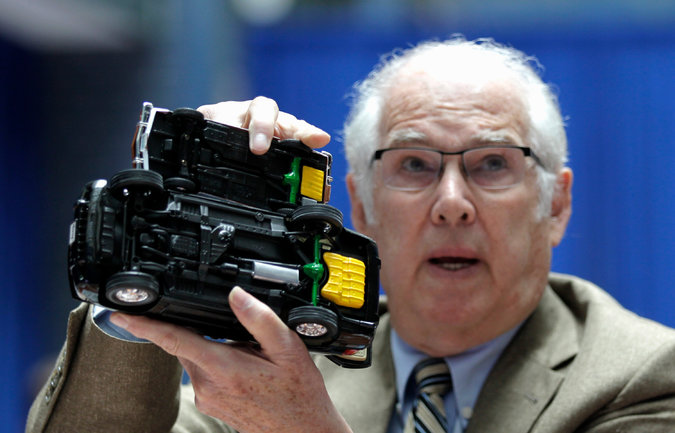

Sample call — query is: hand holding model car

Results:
[68,100,380,368]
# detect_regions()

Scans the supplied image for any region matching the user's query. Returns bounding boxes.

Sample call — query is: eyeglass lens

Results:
[378,147,529,190]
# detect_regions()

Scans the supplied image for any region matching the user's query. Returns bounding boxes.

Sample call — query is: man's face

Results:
[347,69,572,356]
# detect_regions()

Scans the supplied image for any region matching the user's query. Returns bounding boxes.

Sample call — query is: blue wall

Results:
[1,42,47,432]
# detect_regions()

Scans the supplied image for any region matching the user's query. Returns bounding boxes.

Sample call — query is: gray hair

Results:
[342,36,568,223]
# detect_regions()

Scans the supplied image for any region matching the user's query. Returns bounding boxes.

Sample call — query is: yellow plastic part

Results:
[321,252,366,309]
[300,165,325,202]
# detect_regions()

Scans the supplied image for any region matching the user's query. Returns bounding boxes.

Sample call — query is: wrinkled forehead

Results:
[380,59,530,143]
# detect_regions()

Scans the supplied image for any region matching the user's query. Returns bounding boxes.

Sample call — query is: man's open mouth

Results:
[429,257,479,271]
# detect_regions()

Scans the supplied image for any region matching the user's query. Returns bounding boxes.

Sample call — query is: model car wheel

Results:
[109,169,165,208]
[164,177,197,193]
[287,305,339,344]
[288,204,343,236]
[105,271,160,309]
[172,107,205,123]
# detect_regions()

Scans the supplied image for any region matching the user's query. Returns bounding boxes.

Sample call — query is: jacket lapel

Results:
[466,286,579,433]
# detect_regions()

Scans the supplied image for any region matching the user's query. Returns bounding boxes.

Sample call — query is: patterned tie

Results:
[404,358,453,433]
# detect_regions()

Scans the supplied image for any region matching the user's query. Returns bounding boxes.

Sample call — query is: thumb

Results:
[228,286,304,359]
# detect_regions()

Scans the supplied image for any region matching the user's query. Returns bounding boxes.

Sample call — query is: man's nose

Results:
[429,162,477,226]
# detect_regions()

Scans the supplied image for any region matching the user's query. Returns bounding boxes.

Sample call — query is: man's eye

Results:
[400,156,432,172]
[477,155,508,171]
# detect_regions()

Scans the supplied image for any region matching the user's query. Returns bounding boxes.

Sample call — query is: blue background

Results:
[1,1,674,431]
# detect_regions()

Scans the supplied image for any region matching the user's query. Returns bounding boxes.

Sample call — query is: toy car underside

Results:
[68,103,380,368]
[132,102,333,210]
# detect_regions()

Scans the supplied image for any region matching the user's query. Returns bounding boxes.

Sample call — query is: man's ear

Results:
[346,173,371,236]
[549,168,573,247]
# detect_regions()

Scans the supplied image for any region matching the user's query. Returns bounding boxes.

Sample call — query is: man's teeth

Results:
[437,261,473,270]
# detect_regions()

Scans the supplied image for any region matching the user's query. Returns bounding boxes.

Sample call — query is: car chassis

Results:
[68,103,380,368]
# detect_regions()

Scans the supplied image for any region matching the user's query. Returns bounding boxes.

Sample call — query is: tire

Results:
[287,305,339,345]
[287,204,343,236]
[105,271,160,309]
[109,169,165,208]
[164,176,197,193]
[172,107,205,123]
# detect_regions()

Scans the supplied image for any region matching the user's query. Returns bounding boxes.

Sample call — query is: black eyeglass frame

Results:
[370,145,545,189]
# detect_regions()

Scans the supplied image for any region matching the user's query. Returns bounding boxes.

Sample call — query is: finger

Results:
[242,96,280,155]
[199,99,330,150]
[244,98,330,150]
[228,286,304,361]
[109,312,221,370]
[276,116,331,149]
[197,101,251,126]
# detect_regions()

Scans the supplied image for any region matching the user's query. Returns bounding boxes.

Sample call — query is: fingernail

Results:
[251,133,268,154]
[110,312,129,329]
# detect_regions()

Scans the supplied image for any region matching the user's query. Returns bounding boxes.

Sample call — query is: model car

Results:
[68,103,380,368]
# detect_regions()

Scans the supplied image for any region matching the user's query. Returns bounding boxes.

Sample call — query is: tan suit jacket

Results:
[26,273,675,432]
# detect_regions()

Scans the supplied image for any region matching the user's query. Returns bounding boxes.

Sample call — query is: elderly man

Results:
[27,37,675,433]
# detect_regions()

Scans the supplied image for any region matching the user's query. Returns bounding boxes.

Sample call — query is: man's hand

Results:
[197,97,331,154]
[110,287,352,433]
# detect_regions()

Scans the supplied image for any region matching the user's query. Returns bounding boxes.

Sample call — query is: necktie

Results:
[404,358,453,433]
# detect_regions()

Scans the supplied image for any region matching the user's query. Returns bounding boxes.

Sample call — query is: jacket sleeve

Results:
[25,303,185,433]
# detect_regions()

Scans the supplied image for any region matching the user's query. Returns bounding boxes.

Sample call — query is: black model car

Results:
[68,103,380,368]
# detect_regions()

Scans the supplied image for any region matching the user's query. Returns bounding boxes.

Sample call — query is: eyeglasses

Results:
[371,146,543,191]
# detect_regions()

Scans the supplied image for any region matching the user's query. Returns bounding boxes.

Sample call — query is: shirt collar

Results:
[391,323,522,425]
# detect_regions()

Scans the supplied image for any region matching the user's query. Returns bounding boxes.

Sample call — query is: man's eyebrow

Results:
[470,131,515,145]
[386,129,428,147]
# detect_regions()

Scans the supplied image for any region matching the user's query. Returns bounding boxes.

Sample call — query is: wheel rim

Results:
[287,305,339,343]
[295,322,329,337]
[111,287,152,304]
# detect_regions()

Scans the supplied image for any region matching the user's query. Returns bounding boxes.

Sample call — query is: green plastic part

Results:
[283,157,301,204]
[302,234,324,305]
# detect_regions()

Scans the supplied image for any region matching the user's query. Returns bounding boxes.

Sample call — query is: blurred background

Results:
[1,0,674,430]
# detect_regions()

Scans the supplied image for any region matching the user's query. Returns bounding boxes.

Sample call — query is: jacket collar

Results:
[466,285,579,432]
